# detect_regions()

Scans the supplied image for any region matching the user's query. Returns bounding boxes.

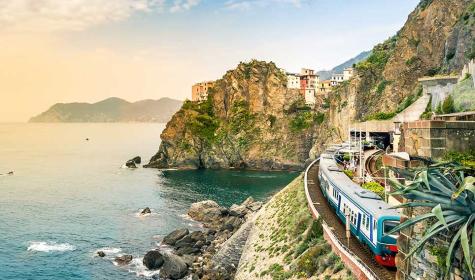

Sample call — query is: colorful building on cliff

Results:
[286,72,301,89]
[317,80,332,96]
[191,81,215,102]
[299,68,318,105]
[343,67,354,81]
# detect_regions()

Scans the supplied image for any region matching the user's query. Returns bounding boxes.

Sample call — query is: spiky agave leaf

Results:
[388,163,475,276]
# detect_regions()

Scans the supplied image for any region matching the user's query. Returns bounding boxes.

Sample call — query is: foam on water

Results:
[27,241,76,252]
[128,257,161,278]
[94,247,122,256]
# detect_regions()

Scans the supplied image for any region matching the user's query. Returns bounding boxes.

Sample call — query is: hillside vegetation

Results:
[235,175,353,280]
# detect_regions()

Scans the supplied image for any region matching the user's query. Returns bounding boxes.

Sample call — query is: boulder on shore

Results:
[159,252,188,280]
[114,254,133,265]
[188,200,222,223]
[143,250,164,270]
[163,228,189,246]
[140,207,151,215]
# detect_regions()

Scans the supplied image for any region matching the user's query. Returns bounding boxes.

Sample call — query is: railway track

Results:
[306,162,396,280]
[364,149,385,185]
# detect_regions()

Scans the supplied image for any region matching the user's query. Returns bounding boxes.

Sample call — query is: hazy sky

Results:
[0,0,419,122]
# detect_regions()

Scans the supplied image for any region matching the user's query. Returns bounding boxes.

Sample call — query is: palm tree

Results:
[388,163,475,278]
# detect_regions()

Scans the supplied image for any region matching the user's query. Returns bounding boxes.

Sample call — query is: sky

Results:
[0,0,419,122]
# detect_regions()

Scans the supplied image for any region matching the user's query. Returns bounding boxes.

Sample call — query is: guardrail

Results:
[304,158,381,280]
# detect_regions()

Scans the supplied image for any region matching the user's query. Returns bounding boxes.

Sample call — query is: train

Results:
[318,153,400,267]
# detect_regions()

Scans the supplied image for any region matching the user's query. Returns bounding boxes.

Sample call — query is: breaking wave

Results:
[27,241,75,252]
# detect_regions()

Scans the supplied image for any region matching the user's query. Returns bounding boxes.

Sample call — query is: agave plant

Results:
[388,163,475,278]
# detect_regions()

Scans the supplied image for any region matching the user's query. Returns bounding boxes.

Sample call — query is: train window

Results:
[383,221,399,237]
[366,217,370,230]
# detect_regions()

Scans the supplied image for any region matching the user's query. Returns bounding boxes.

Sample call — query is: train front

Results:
[375,217,400,267]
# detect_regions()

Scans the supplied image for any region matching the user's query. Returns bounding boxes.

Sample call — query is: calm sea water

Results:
[0,123,297,280]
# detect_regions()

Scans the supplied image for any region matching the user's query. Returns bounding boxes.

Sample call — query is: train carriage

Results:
[319,153,400,267]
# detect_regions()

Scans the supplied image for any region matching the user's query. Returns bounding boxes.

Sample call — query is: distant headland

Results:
[29,97,182,123]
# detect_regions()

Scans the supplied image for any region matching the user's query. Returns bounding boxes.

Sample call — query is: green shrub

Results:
[361,181,385,198]
[364,111,396,121]
[444,150,475,168]
[343,152,351,161]
[375,80,390,94]
[441,95,455,114]
[343,169,354,179]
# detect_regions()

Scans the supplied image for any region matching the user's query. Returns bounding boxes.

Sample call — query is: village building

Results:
[191,81,215,102]
[330,73,344,86]
[299,68,318,105]
[343,67,354,80]
[286,73,301,89]
[317,80,332,96]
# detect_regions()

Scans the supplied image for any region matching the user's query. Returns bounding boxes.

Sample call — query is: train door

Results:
[337,195,341,212]
[356,213,362,235]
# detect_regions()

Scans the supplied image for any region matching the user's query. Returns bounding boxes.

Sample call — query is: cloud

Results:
[0,0,199,31]
[170,0,200,13]
[224,0,305,11]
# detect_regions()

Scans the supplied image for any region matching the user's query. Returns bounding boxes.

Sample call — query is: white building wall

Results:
[343,68,354,81]
[286,74,300,89]
[305,89,316,106]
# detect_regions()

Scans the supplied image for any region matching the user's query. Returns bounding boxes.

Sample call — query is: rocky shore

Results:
[141,197,263,279]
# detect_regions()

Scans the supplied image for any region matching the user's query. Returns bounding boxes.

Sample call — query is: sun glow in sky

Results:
[0,0,419,122]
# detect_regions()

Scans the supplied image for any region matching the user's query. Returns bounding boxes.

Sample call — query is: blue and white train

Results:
[318,153,400,267]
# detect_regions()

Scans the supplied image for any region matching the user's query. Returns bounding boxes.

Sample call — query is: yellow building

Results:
[317,80,332,96]
[191,81,215,102]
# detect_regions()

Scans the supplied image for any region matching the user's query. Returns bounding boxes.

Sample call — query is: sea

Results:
[0,123,297,280]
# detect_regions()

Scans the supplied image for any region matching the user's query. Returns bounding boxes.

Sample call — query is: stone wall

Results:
[402,120,475,160]
[418,77,458,111]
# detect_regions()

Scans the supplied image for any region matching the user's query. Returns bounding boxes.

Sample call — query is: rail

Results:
[304,158,389,280]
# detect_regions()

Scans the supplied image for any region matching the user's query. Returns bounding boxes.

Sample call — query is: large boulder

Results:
[188,200,222,223]
[114,254,133,265]
[143,250,164,270]
[130,156,141,164]
[163,228,189,246]
[159,252,189,280]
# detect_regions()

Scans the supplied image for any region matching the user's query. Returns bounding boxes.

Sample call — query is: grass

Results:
[247,176,352,279]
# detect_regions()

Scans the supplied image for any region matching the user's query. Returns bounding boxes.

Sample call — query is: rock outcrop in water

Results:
[146,60,319,171]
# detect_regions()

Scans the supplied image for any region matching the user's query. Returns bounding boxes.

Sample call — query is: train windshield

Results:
[383,221,399,237]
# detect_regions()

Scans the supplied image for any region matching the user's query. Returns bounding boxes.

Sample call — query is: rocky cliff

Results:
[310,0,475,157]
[148,0,474,170]
[30,97,182,123]
[146,60,321,170]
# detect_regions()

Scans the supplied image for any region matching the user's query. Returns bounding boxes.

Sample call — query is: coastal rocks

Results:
[125,156,141,168]
[154,196,263,279]
[114,254,133,265]
[159,252,188,280]
[97,251,106,257]
[188,200,222,224]
[140,207,151,215]
[163,228,189,246]
[143,250,164,270]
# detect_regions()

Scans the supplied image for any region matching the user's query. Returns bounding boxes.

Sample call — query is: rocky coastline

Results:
[138,197,263,279]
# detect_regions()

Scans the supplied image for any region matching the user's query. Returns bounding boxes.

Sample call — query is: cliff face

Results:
[310,0,474,157]
[146,60,320,170]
